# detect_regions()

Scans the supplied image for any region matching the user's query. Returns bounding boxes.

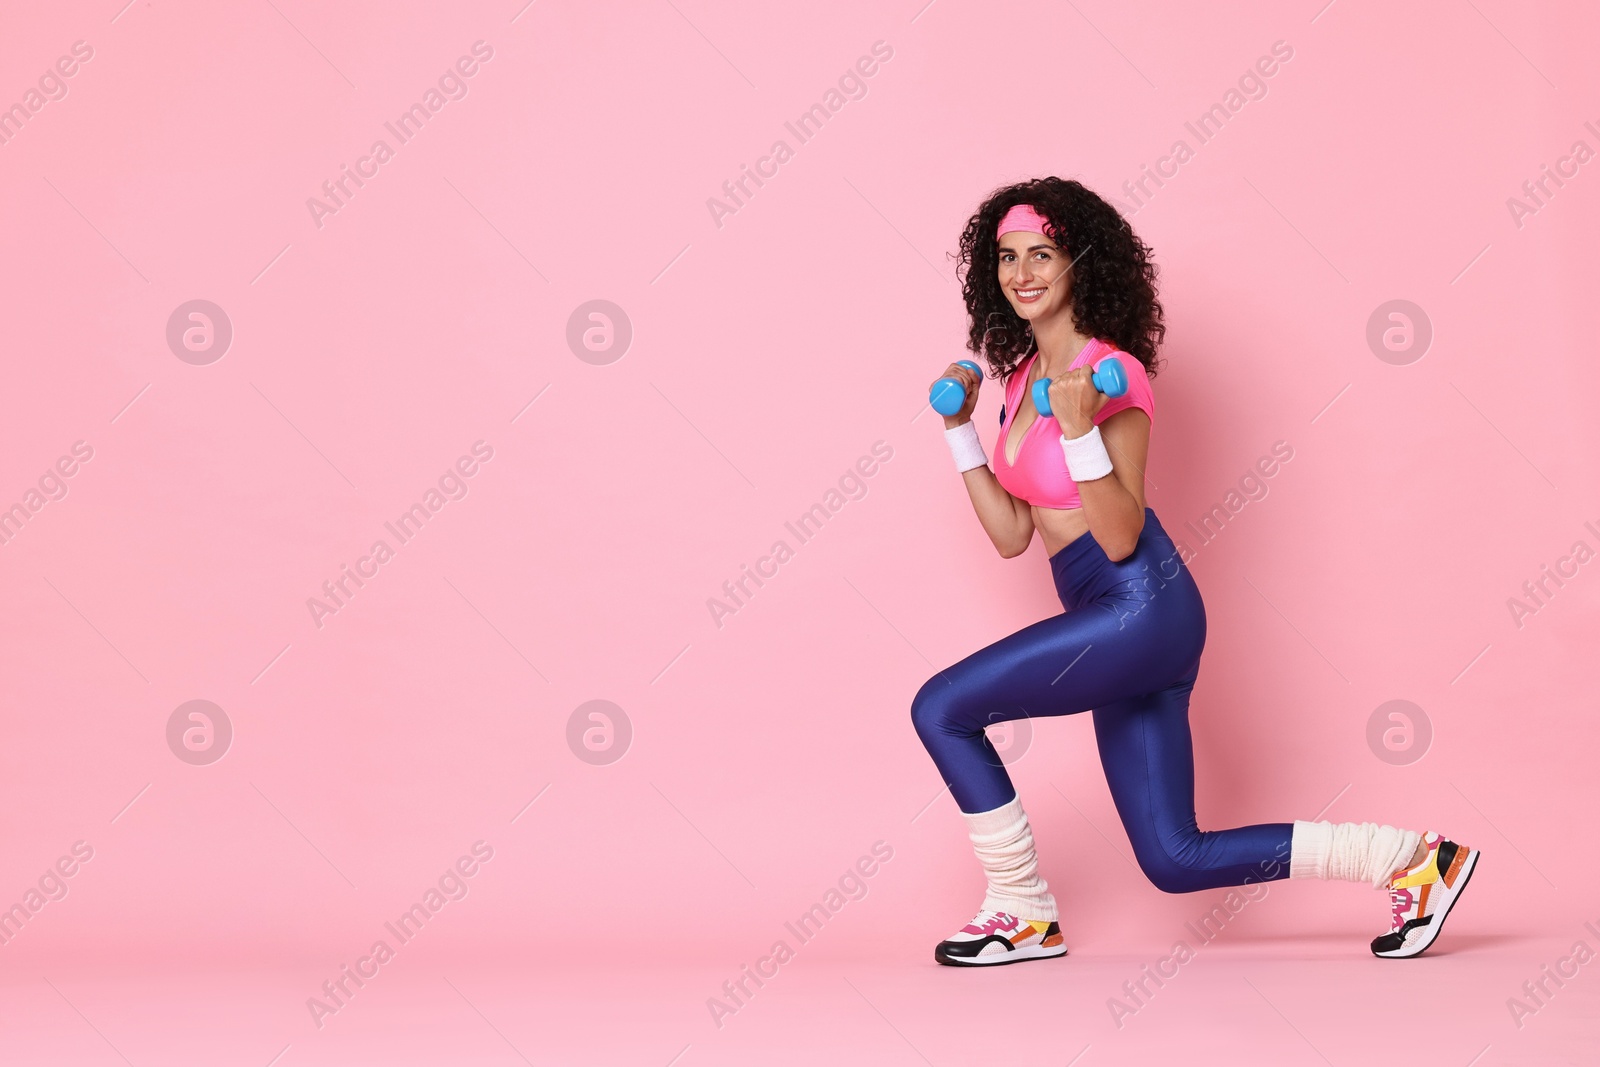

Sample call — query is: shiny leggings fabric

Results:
[911,509,1292,893]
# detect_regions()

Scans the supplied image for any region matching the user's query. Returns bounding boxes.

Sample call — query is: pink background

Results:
[2,0,1596,1063]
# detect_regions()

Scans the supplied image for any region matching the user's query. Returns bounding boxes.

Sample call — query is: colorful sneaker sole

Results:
[934,923,1069,967]
[1371,842,1481,960]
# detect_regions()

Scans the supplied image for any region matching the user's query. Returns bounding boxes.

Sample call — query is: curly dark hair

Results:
[952,176,1166,383]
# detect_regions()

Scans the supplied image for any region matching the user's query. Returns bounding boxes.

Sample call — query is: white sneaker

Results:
[1371,832,1480,959]
[934,909,1067,967]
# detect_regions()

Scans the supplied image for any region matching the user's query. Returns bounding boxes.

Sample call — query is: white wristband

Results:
[944,420,988,472]
[1059,425,1113,482]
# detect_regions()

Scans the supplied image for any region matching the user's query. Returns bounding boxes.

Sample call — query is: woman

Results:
[913,177,1480,966]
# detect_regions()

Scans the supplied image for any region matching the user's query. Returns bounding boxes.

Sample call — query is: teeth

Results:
[1017,288,1045,296]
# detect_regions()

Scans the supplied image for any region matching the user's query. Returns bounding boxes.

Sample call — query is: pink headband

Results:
[996,203,1056,240]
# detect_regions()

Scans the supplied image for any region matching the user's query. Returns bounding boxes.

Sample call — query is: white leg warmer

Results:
[1289,819,1423,889]
[961,795,1059,921]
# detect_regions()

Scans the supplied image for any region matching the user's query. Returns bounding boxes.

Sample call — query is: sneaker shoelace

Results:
[1386,843,1439,930]
[1387,884,1415,931]
[968,910,1018,936]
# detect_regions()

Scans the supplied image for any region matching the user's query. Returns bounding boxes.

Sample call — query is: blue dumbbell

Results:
[929,360,983,416]
[1031,356,1129,417]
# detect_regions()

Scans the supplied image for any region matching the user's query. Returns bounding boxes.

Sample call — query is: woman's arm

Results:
[1073,408,1149,561]
[934,361,1035,558]
[947,419,1037,558]
[1048,369,1150,562]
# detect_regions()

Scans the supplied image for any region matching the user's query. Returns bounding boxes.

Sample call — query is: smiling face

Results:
[997,231,1073,324]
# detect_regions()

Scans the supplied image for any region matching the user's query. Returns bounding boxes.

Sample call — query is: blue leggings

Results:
[912,509,1292,893]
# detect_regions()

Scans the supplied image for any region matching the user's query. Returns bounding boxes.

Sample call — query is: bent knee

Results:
[1132,841,1201,894]
[911,675,971,738]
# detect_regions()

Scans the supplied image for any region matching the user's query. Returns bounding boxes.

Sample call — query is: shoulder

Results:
[1100,342,1149,380]
[1092,345,1155,426]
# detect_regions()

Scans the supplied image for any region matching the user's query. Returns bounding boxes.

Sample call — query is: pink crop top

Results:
[992,338,1155,509]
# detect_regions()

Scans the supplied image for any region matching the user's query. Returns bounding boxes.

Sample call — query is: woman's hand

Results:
[935,361,981,428]
[1046,366,1110,438]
